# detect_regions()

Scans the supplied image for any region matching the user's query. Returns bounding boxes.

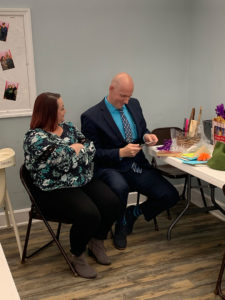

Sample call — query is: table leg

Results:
[214,184,225,299]
[167,174,191,240]
[215,251,225,299]
[0,169,11,227]
[4,190,23,259]
[3,202,11,227]
[210,184,225,215]
[197,178,207,208]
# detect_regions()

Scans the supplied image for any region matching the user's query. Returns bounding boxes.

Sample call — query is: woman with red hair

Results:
[24,92,119,279]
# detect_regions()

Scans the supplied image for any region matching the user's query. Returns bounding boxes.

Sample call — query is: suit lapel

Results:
[99,100,125,141]
[126,101,141,138]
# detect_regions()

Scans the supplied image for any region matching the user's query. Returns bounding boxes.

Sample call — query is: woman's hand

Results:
[70,143,84,155]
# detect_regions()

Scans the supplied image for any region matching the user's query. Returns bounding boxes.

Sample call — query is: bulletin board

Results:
[0,8,36,118]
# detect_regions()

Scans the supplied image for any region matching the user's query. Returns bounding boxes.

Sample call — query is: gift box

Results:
[212,120,225,144]
[212,104,225,145]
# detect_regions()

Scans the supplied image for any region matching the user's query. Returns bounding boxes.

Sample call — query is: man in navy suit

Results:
[81,72,179,250]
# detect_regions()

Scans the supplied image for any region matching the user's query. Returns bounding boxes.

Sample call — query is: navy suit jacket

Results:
[81,98,152,173]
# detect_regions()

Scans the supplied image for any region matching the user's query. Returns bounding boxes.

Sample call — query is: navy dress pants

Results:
[96,167,179,222]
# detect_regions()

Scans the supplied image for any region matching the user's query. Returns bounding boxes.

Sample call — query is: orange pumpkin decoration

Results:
[197,152,211,161]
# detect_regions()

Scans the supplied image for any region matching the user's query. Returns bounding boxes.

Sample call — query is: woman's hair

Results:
[30,92,61,131]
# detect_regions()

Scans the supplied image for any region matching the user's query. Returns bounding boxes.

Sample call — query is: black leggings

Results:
[34,179,120,256]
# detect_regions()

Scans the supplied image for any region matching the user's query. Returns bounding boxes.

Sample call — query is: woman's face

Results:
[57,97,66,123]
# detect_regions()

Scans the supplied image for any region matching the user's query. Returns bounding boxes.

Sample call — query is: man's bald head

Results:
[110,72,134,90]
[108,73,134,109]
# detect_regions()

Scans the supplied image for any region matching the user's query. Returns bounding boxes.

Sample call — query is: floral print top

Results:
[23,122,96,191]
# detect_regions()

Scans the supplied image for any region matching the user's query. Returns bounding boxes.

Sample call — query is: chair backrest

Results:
[20,164,71,224]
[151,127,183,145]
[20,164,37,206]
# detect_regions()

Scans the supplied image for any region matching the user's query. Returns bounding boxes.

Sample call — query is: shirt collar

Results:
[104,96,125,112]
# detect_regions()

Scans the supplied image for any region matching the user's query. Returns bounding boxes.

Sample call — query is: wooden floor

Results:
[1,201,225,300]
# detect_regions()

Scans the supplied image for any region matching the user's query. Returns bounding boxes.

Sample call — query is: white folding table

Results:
[0,243,20,299]
[148,146,225,299]
[148,146,225,236]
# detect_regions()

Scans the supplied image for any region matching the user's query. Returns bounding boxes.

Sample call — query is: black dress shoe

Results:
[125,205,138,235]
[113,223,127,250]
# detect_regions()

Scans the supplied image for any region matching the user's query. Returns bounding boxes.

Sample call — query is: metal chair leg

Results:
[56,222,61,240]
[41,215,77,276]
[136,192,140,206]
[21,210,33,263]
[153,217,159,231]
[22,207,63,261]
[167,209,172,220]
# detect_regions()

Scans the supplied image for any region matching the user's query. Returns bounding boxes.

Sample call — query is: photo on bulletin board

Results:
[0,49,15,71]
[0,8,36,118]
[3,80,18,101]
[0,21,9,42]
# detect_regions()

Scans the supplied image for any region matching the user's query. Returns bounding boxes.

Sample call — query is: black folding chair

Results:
[19,164,76,276]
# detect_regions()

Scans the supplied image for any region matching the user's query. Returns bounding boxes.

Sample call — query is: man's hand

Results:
[119,143,142,158]
[143,134,158,146]
[70,143,84,155]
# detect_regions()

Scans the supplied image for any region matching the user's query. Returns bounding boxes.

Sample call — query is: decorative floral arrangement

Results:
[214,103,225,123]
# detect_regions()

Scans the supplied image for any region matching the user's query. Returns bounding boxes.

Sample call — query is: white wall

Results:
[2,0,225,209]
[188,0,225,201]
[189,0,225,120]
[0,0,191,210]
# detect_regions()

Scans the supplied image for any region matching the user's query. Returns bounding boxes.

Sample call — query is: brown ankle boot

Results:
[71,252,97,279]
[88,238,111,265]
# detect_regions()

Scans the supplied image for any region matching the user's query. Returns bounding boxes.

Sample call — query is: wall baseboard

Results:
[0,208,30,229]
[0,185,224,229]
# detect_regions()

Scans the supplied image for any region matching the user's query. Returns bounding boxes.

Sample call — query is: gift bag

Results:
[207,141,225,171]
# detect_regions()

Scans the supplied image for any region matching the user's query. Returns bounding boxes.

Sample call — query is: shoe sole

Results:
[113,240,127,250]
[114,245,126,250]
[70,261,97,279]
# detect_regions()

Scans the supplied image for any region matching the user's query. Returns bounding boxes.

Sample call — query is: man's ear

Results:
[109,85,114,93]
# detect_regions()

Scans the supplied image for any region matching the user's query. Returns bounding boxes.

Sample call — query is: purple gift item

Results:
[157,139,172,151]
[215,104,225,119]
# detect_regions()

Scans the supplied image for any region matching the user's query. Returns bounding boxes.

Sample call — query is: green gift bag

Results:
[207,141,225,171]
